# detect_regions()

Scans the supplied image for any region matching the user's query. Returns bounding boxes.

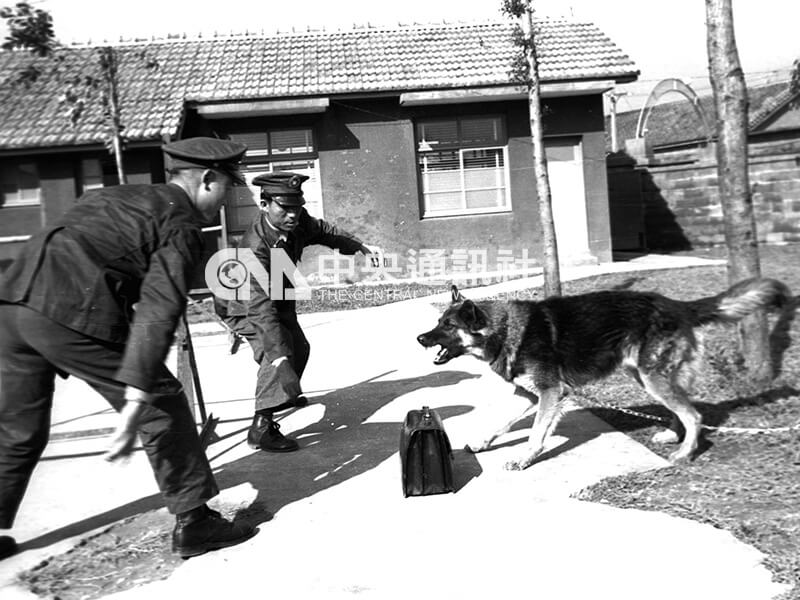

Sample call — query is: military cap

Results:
[163,137,247,186]
[253,172,309,206]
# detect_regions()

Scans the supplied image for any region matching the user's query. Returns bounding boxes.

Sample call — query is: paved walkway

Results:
[0,254,789,599]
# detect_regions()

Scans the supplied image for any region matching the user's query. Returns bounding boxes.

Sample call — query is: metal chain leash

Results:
[572,394,670,425]
[573,393,800,435]
[702,422,800,434]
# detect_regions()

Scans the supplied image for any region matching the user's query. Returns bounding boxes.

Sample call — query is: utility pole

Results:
[607,90,627,153]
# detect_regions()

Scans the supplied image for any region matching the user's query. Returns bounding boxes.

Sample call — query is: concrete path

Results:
[0,254,789,599]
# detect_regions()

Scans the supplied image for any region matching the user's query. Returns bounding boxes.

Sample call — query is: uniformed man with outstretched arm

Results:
[218,172,381,453]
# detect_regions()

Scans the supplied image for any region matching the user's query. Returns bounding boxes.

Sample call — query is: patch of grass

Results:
[17,511,181,599]
[568,244,800,599]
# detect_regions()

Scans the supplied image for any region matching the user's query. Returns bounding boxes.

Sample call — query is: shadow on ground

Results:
[16,369,481,600]
[214,369,481,527]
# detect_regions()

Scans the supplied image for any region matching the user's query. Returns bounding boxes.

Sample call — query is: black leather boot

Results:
[172,506,255,559]
[0,536,17,560]
[246,414,299,452]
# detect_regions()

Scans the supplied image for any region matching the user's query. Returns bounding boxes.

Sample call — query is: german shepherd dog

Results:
[417,278,791,470]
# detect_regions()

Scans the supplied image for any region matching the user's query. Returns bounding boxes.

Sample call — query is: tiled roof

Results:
[748,84,800,130]
[0,19,637,151]
[608,80,798,151]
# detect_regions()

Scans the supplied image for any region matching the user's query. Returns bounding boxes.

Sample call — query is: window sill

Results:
[421,207,513,220]
[1,202,41,208]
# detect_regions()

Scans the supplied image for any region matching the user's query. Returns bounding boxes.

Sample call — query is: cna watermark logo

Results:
[205,248,312,301]
[205,245,543,303]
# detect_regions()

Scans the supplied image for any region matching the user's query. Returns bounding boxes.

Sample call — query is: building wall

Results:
[317,100,420,255]
[200,92,612,280]
[314,94,611,274]
[316,99,539,272]
[0,147,162,267]
[2,93,614,276]
[583,129,613,262]
[607,132,800,250]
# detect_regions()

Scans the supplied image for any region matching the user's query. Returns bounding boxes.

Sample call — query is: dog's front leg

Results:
[465,402,538,454]
[505,386,562,471]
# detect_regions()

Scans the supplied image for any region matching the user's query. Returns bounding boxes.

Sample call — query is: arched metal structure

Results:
[635,78,714,142]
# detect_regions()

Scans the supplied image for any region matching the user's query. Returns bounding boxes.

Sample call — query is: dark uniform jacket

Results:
[232,208,364,363]
[0,183,204,392]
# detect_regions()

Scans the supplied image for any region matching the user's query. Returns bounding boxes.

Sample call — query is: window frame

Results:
[232,128,317,164]
[416,115,512,218]
[0,161,41,207]
[225,128,323,233]
[79,157,119,194]
[241,158,323,216]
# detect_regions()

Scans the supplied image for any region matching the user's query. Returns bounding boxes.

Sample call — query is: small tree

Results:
[61,46,129,184]
[2,2,157,184]
[1,1,54,56]
[705,0,770,381]
[503,0,561,297]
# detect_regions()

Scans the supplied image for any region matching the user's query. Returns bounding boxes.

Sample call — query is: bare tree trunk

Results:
[705,0,770,380]
[110,131,126,185]
[98,47,127,184]
[521,1,561,297]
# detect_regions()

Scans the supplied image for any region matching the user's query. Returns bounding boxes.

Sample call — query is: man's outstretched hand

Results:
[104,387,152,462]
[360,244,384,268]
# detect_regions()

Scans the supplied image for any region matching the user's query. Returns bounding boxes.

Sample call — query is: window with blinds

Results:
[231,129,315,162]
[225,129,322,233]
[416,116,510,217]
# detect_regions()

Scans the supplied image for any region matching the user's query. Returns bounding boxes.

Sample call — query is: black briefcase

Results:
[400,406,455,497]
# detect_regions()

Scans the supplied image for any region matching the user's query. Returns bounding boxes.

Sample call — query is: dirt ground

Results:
[567,245,800,599]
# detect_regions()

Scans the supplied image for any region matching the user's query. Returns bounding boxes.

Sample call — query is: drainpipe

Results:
[607,91,626,153]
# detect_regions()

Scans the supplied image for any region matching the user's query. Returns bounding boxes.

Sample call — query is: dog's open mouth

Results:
[433,346,451,365]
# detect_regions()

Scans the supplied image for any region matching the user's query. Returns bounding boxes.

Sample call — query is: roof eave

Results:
[749,89,800,131]
[399,78,632,106]
[0,137,164,156]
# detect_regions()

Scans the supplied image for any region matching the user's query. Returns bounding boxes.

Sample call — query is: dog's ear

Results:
[458,300,487,331]
[451,285,465,303]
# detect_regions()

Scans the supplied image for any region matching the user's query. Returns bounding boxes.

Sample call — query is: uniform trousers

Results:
[0,304,218,528]
[226,311,310,413]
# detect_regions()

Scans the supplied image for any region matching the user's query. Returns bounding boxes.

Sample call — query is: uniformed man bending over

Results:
[0,137,255,560]
[217,172,381,453]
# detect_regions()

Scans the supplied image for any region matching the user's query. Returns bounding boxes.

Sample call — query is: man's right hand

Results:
[104,388,151,462]
[273,357,302,399]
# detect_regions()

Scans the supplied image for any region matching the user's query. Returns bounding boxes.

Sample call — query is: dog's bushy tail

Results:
[690,277,793,326]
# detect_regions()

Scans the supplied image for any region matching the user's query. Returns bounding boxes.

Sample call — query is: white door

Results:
[545,138,591,263]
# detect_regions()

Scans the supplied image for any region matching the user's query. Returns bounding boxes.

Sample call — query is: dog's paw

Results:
[667,449,694,464]
[503,458,529,471]
[651,429,680,445]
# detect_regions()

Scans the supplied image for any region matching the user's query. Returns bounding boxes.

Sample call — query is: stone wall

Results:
[607,135,800,250]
